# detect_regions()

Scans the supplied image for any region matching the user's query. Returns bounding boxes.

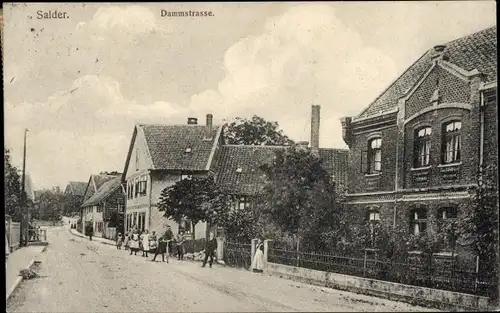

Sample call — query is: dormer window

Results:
[236,168,243,173]
[185,148,192,153]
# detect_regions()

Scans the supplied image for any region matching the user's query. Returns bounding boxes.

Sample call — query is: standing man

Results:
[87,223,94,241]
[175,230,185,261]
[152,226,172,262]
[202,232,217,268]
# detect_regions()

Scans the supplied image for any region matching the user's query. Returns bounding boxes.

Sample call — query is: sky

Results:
[3,2,496,190]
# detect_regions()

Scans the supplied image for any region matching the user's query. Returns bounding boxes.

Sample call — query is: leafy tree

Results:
[158,175,232,245]
[222,205,258,243]
[37,188,64,221]
[61,193,83,216]
[4,149,23,222]
[459,164,499,300]
[224,115,294,146]
[254,144,339,251]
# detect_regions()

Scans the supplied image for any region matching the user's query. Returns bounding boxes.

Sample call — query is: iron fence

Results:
[223,241,252,269]
[267,245,490,297]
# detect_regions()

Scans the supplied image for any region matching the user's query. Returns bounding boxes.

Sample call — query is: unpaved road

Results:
[7,227,435,312]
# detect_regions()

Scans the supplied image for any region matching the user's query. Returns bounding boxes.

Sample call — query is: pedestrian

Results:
[142,230,150,257]
[129,229,140,255]
[116,232,123,250]
[87,224,94,241]
[202,232,217,268]
[149,231,157,255]
[164,225,174,256]
[124,231,130,251]
[152,230,168,263]
[175,230,185,261]
[250,239,264,273]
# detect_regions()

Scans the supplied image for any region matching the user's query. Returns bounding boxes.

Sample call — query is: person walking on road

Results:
[250,239,265,273]
[142,230,150,257]
[116,232,123,250]
[164,225,174,257]
[202,232,217,268]
[175,231,185,261]
[152,230,169,263]
[87,224,94,241]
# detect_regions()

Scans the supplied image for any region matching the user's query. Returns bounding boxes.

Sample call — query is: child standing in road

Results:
[124,231,130,251]
[116,233,123,250]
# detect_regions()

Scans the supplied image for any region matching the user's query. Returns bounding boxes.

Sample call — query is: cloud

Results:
[187,3,398,147]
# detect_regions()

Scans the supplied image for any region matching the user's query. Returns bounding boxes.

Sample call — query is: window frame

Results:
[437,207,458,251]
[410,207,427,236]
[367,137,382,174]
[366,209,380,247]
[441,120,462,164]
[413,126,432,168]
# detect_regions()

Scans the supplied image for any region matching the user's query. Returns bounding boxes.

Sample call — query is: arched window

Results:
[414,127,432,167]
[368,138,382,173]
[410,207,427,235]
[442,121,461,164]
[437,207,458,251]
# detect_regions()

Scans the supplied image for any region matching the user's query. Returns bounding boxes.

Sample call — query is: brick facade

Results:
[341,28,497,258]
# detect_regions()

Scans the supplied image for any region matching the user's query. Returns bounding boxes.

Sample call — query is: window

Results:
[181,174,192,180]
[135,149,140,171]
[236,196,250,210]
[410,208,427,236]
[442,121,461,164]
[437,207,458,251]
[132,212,138,228]
[127,181,135,200]
[118,204,124,213]
[367,209,380,247]
[362,138,382,174]
[414,127,432,167]
[185,147,192,153]
[135,175,147,197]
[138,212,146,232]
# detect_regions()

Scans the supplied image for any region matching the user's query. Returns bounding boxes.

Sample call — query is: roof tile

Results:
[358,26,497,118]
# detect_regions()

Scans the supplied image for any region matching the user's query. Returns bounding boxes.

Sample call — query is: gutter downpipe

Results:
[148,170,153,232]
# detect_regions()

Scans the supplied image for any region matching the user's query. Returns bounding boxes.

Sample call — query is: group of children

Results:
[115,225,185,262]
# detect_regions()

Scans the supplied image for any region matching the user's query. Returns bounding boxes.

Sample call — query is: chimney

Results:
[204,114,213,140]
[340,117,352,147]
[311,105,320,157]
[431,44,448,61]
[187,117,198,125]
[297,141,309,152]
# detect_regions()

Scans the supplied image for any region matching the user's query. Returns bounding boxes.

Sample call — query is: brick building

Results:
[340,26,497,255]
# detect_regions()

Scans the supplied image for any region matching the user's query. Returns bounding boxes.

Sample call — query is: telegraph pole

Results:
[20,128,28,247]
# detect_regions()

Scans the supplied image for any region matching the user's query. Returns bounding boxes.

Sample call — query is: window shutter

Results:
[361,150,368,173]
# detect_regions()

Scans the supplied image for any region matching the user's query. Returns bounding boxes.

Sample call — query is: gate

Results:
[223,241,252,269]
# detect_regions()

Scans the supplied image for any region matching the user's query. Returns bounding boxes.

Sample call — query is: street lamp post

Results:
[20,128,29,247]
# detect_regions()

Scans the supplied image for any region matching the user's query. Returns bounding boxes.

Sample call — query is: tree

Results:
[4,149,23,222]
[224,115,294,146]
[222,205,258,243]
[459,163,499,300]
[37,188,64,221]
[158,175,232,245]
[254,144,339,251]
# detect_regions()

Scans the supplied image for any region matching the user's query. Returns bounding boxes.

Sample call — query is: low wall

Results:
[266,262,490,311]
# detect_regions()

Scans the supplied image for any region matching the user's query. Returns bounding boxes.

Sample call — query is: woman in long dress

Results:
[149,231,158,255]
[250,240,265,273]
[123,231,130,251]
[142,230,150,257]
[129,229,140,256]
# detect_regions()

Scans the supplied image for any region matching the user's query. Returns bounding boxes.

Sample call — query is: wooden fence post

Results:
[264,239,272,272]
[216,237,225,265]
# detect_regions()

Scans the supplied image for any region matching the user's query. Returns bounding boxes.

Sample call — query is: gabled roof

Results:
[357,26,497,119]
[81,176,122,207]
[216,145,347,195]
[82,174,118,202]
[123,124,222,177]
[66,181,87,196]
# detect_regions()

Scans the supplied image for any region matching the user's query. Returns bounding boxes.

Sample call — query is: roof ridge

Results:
[139,123,222,128]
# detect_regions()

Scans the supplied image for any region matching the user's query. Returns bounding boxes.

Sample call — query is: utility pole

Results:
[20,128,28,247]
